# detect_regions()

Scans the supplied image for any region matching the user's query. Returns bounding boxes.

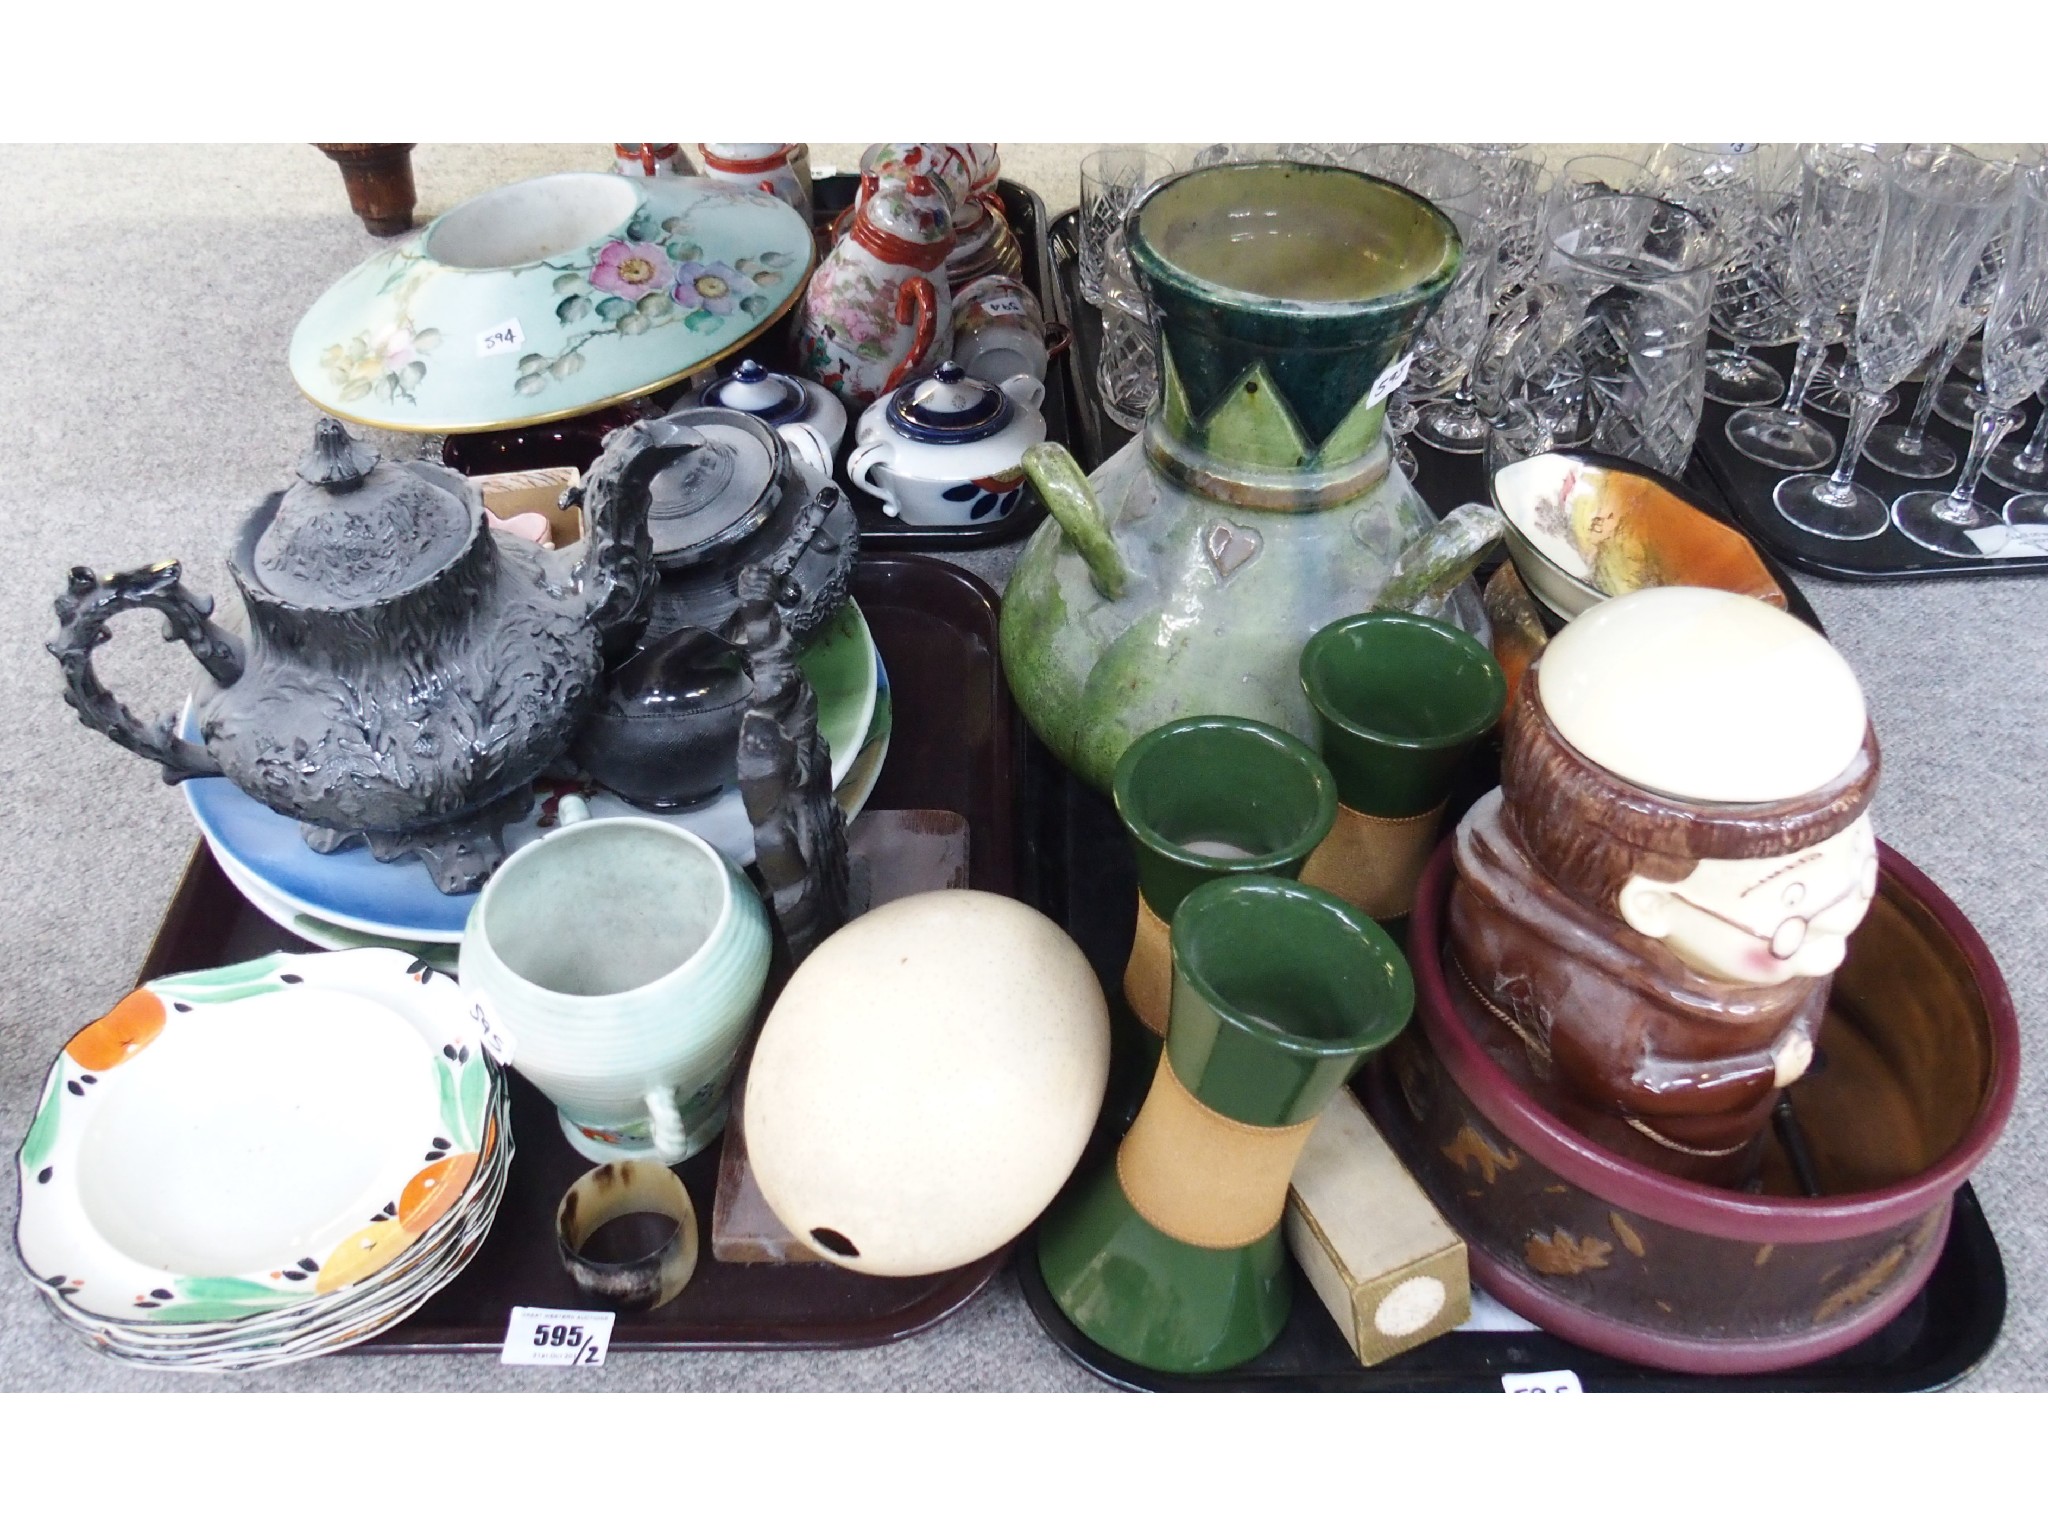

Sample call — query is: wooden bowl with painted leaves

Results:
[1362,840,2018,1375]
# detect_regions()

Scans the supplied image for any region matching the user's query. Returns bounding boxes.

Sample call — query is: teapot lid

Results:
[700,359,808,426]
[884,363,1012,444]
[1537,587,1868,804]
[859,175,955,250]
[644,410,784,566]
[251,418,476,606]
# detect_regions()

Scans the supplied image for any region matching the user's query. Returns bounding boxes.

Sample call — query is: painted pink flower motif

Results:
[589,240,674,301]
[672,260,750,315]
[370,324,417,370]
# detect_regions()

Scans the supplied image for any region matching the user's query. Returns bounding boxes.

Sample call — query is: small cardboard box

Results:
[469,465,583,546]
[1285,1086,1469,1367]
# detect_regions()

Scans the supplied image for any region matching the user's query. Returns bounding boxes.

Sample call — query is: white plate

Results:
[15,950,497,1328]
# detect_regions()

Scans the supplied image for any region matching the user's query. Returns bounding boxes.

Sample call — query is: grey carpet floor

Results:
[0,145,2041,1391]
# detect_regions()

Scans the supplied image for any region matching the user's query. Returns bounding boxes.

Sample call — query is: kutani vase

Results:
[1002,162,1504,794]
[1036,875,1413,1374]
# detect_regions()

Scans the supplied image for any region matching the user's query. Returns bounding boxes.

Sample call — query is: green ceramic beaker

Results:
[1113,716,1338,1046]
[1036,874,1414,1374]
[1297,612,1505,919]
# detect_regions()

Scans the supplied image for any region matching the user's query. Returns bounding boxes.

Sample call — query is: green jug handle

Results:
[1022,442,1128,600]
[1373,501,1505,615]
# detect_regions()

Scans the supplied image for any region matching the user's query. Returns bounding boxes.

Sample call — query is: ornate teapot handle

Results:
[884,277,940,394]
[47,561,240,783]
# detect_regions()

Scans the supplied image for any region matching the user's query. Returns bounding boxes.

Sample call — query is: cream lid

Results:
[1537,587,1867,803]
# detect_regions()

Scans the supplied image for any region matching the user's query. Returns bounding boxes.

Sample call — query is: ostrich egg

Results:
[743,890,1110,1276]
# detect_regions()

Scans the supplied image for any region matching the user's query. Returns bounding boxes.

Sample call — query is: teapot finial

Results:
[298,417,380,493]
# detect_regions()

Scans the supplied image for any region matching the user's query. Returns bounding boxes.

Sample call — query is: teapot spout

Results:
[1374,502,1505,616]
[1022,442,1128,600]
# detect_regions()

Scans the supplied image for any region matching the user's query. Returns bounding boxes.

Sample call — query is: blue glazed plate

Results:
[181,607,882,947]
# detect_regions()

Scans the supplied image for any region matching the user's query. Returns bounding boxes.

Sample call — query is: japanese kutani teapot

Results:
[49,416,677,892]
[1003,163,1505,792]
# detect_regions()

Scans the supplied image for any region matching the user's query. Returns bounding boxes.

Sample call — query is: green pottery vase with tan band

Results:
[1113,715,1336,1066]
[1001,162,1505,795]
[1297,611,1505,921]
[1035,874,1414,1374]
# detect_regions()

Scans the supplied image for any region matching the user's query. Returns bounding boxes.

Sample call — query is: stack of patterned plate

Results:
[13,949,510,1371]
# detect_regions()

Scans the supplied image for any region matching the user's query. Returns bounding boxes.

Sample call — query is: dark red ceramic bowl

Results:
[1365,839,2019,1375]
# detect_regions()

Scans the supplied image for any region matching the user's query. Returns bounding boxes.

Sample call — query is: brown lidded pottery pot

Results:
[1366,838,2018,1374]
[1447,588,1884,1187]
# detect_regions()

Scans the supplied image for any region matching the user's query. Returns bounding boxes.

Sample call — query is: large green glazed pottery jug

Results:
[1002,162,1506,794]
[1036,875,1414,1374]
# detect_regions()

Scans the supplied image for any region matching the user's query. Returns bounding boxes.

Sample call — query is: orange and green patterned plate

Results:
[14,950,497,1329]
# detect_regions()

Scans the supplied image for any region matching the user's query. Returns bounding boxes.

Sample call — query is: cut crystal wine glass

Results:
[1775,146,2018,540]
[1894,162,2048,553]
[1078,148,1175,307]
[1648,143,1794,405]
[1988,381,2048,494]
[1346,145,1492,453]
[1725,145,1889,471]
[1865,178,2017,479]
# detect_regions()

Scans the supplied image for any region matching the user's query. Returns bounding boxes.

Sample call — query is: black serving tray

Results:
[1689,341,2048,582]
[796,173,1075,551]
[134,557,1019,1356]
[1012,724,2009,1392]
[1019,223,2007,1393]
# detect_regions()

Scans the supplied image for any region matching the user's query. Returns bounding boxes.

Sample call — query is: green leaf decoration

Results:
[661,216,685,234]
[635,291,672,317]
[1314,390,1389,469]
[1159,343,1195,440]
[400,360,427,387]
[557,294,591,323]
[617,312,650,336]
[683,309,722,334]
[517,353,548,376]
[341,380,372,402]
[550,351,586,379]
[739,294,770,318]
[759,249,792,269]
[434,1054,462,1144]
[459,1060,488,1150]
[627,216,661,243]
[413,328,441,353]
[1198,362,1314,471]
[182,1275,299,1303]
[149,956,288,1006]
[553,272,585,294]
[596,296,633,322]
[674,242,703,263]
[20,1067,63,1172]
[514,373,548,396]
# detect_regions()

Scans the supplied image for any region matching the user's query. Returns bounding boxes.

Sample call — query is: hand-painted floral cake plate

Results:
[14,950,506,1367]
[290,173,815,434]
[180,605,883,947]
